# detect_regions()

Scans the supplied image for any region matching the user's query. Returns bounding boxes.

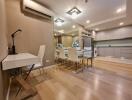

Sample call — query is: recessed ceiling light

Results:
[116,8,123,13]
[86,20,90,24]
[72,25,76,28]
[119,22,124,26]
[67,7,81,19]
[95,28,99,31]
[92,30,96,34]
[55,18,64,26]
[58,30,64,33]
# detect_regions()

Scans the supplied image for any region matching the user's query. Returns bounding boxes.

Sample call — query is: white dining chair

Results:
[34,45,45,69]
[68,48,83,71]
[58,48,67,65]
[55,49,60,63]
[23,45,46,76]
[83,47,93,67]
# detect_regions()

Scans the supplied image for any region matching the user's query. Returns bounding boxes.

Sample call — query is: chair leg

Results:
[91,58,93,67]
[39,68,41,75]
[76,62,78,71]
[43,67,48,77]
[87,58,89,68]
[82,61,84,72]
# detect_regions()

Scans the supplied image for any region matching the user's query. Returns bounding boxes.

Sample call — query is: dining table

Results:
[56,48,93,67]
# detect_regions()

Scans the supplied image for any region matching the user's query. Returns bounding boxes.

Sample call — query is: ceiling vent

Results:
[23,0,54,20]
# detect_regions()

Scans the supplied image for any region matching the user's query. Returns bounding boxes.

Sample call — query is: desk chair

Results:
[16,45,45,96]
[23,45,46,76]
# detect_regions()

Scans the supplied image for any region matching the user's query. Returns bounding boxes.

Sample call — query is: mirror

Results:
[54,17,80,49]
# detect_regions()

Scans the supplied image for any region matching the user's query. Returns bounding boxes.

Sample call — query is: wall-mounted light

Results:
[67,7,81,19]
[55,18,64,26]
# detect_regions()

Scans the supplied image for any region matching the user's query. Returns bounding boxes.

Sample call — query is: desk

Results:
[2,53,41,70]
[2,53,41,98]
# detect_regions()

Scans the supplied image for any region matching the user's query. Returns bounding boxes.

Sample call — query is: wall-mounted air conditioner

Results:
[23,0,54,20]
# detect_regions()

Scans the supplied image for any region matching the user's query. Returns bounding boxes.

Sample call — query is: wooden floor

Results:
[93,58,132,79]
[10,60,132,100]
[35,67,132,100]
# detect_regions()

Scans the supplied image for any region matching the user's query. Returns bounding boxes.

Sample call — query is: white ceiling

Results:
[36,0,132,33]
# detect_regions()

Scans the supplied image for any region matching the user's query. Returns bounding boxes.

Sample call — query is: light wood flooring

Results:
[10,59,132,100]
[93,58,132,79]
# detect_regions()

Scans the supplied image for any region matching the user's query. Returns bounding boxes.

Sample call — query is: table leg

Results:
[16,64,35,96]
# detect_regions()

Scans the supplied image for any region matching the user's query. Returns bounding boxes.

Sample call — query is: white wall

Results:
[6,0,55,66]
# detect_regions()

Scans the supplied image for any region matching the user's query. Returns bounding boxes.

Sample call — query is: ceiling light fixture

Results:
[116,8,123,13]
[55,18,64,26]
[86,20,90,24]
[119,22,124,26]
[67,7,81,19]
[72,25,76,28]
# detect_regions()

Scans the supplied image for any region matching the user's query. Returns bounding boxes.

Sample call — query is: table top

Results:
[56,49,92,57]
[2,53,38,62]
[2,53,41,70]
